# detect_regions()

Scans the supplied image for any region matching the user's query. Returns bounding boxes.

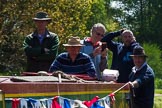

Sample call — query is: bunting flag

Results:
[94,96,111,108]
[10,95,111,108]
[51,96,62,108]
[20,98,28,108]
[83,96,100,107]
[7,83,130,108]
[12,98,19,108]
[109,93,115,104]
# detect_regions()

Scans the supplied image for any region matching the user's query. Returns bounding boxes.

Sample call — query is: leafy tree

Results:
[0,0,117,74]
[155,79,162,89]
[109,0,162,48]
[0,0,93,74]
[142,42,162,89]
[0,0,29,74]
[143,43,162,79]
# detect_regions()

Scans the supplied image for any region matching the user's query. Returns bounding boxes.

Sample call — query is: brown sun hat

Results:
[63,36,84,47]
[33,11,52,21]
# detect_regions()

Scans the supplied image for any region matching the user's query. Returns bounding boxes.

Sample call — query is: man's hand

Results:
[93,46,102,57]
[120,28,127,33]
[129,81,139,88]
[129,81,134,88]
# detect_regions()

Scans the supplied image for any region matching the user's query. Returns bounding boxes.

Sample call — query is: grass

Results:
[154,89,162,108]
[155,89,162,94]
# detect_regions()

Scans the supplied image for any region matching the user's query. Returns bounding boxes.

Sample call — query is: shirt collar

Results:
[133,62,147,73]
[85,37,100,47]
[32,29,50,38]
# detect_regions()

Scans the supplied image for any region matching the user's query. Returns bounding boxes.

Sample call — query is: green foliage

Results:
[152,89,162,108]
[110,0,162,48]
[87,0,107,29]
[0,0,29,74]
[143,43,162,79]
[155,79,162,89]
[142,43,162,89]
[0,0,115,74]
[0,0,92,74]
[44,0,93,52]
[155,89,162,94]
[154,93,162,108]
[107,50,113,69]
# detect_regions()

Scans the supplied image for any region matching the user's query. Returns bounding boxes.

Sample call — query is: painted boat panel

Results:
[0,76,131,108]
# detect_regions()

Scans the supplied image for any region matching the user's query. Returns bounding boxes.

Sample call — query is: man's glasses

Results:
[95,31,104,37]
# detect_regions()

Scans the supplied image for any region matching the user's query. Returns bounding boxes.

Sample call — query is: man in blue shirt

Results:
[80,23,108,80]
[49,37,96,78]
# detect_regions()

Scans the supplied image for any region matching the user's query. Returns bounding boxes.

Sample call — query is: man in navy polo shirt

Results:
[49,37,96,78]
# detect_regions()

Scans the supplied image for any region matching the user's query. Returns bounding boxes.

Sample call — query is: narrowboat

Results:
[0,73,131,108]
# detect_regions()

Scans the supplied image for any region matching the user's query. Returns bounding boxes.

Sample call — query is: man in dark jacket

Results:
[101,29,140,83]
[129,46,154,108]
[23,11,59,72]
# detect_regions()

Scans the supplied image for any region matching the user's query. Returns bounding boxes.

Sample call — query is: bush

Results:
[142,43,162,89]
[155,79,162,89]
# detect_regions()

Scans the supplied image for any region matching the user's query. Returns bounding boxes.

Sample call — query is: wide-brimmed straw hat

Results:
[130,46,148,57]
[63,37,84,47]
[33,11,52,21]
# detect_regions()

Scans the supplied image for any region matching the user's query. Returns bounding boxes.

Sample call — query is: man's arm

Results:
[101,30,123,51]
[36,35,59,61]
[130,66,155,88]
[101,30,122,43]
[23,35,42,57]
